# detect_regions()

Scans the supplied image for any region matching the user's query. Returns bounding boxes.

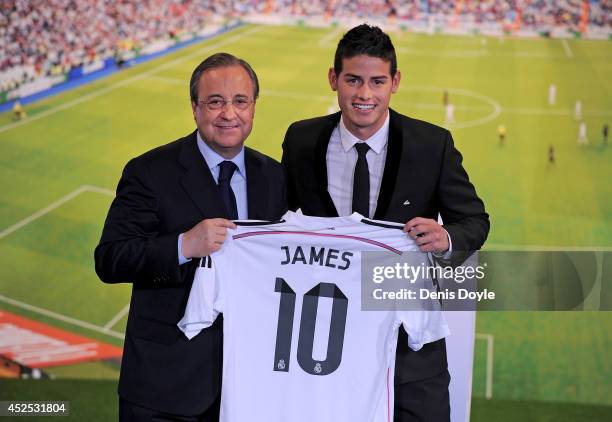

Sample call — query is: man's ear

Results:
[328,68,338,91]
[391,70,401,94]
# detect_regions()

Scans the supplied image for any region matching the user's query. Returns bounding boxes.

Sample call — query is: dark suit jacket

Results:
[95,131,287,416]
[281,109,489,410]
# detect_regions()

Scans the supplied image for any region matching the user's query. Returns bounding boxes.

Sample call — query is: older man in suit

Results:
[282,25,489,421]
[95,53,286,421]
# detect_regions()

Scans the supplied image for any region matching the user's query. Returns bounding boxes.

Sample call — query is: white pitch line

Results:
[0,26,264,135]
[0,186,88,239]
[475,333,494,400]
[0,294,125,340]
[561,39,573,58]
[262,89,337,102]
[83,184,115,197]
[0,185,114,239]
[103,303,130,331]
[485,244,612,252]
[438,87,501,129]
[148,75,184,86]
[318,27,343,46]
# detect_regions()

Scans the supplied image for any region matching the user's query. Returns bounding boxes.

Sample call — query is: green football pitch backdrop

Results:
[0,24,610,418]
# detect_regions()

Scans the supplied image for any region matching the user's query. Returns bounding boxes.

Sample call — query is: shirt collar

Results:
[196,131,246,178]
[281,210,364,229]
[338,112,389,154]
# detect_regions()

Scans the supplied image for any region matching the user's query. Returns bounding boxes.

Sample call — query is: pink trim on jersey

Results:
[387,367,391,422]
[232,230,402,254]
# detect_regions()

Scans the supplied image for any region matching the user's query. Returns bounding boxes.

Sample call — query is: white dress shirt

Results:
[326,112,452,256]
[196,131,248,219]
[326,113,389,218]
[178,131,248,264]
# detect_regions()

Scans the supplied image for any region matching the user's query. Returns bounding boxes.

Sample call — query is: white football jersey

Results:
[178,212,449,422]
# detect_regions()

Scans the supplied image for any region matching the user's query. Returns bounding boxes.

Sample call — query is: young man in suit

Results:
[282,25,489,421]
[95,53,286,421]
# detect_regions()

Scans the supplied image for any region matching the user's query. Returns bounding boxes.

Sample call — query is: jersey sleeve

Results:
[177,253,226,340]
[387,238,449,350]
[397,310,450,351]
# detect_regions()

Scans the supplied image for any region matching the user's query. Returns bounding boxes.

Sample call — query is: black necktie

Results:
[352,142,370,217]
[218,161,238,220]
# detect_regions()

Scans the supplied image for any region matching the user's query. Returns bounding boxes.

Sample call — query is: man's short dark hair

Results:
[189,52,259,104]
[334,24,397,77]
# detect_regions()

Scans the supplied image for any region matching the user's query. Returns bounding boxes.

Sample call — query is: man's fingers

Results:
[186,224,231,257]
[418,243,437,253]
[404,217,429,231]
[406,224,430,238]
[200,218,237,229]
[415,233,436,246]
[405,224,420,236]
[414,232,448,253]
[212,218,237,229]
[212,231,225,239]
[214,227,229,236]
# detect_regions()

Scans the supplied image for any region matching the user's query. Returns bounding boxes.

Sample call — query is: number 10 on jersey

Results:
[273,277,348,376]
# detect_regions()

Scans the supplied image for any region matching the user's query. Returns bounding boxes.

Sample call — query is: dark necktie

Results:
[352,142,370,217]
[218,161,238,220]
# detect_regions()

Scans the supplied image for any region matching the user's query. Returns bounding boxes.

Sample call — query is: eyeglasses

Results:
[198,97,254,111]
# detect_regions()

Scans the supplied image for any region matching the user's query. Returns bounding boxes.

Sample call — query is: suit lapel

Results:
[178,131,225,217]
[373,109,404,220]
[244,147,268,220]
[314,112,341,217]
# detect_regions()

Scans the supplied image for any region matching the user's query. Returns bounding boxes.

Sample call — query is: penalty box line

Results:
[0,185,114,239]
[0,293,125,340]
[475,333,494,400]
[103,303,130,331]
[0,184,130,338]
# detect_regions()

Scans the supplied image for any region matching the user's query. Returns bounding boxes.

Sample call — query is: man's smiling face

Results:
[329,55,400,140]
[191,65,256,158]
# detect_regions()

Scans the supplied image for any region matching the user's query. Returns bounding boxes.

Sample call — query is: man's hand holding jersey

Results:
[403,217,450,254]
[182,218,236,258]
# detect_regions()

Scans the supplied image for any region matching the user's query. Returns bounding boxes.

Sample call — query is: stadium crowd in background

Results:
[0,0,228,92]
[1,0,611,95]
[263,0,611,31]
